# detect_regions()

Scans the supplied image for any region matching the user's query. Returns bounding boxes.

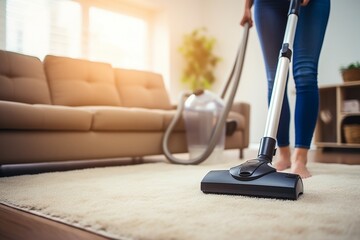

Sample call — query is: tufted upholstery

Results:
[0,50,51,104]
[114,68,172,110]
[0,50,250,165]
[44,55,121,106]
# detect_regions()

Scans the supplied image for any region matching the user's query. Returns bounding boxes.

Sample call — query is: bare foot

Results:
[273,146,291,171]
[292,160,311,178]
[291,148,312,178]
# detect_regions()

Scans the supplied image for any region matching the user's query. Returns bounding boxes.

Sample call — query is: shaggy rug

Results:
[0,154,360,240]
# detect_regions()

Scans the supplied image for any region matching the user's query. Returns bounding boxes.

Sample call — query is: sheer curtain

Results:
[0,0,150,70]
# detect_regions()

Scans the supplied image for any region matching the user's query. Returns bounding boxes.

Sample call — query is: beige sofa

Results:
[0,50,250,165]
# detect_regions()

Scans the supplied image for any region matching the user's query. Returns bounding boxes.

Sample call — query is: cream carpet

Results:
[1,153,360,240]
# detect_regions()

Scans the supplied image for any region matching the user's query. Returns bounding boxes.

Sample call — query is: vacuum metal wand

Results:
[264,14,298,139]
[258,0,300,163]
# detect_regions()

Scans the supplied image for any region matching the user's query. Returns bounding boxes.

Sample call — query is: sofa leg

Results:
[239,149,244,159]
[131,157,144,164]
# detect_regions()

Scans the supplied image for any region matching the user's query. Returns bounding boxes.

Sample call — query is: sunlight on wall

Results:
[89,7,148,69]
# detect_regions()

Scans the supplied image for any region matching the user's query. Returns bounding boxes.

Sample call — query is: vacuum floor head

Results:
[201,161,303,200]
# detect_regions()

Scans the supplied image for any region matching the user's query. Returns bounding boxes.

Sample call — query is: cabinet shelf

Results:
[316,142,360,148]
[315,81,360,149]
[340,112,360,117]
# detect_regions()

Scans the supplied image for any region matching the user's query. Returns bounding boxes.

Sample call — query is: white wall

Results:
[150,0,205,98]
[320,0,360,84]
[146,0,360,147]
[200,0,267,146]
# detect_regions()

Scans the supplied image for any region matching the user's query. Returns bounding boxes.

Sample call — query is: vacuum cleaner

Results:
[162,20,250,165]
[201,0,303,200]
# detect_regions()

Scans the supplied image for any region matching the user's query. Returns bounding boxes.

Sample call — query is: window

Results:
[1,0,151,70]
[4,0,81,60]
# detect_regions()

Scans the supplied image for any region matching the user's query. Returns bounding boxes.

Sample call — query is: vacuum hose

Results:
[162,23,250,165]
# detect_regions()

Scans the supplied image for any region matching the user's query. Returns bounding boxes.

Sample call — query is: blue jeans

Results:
[254,0,330,149]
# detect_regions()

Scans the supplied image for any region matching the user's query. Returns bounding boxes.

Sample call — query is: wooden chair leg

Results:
[239,149,244,159]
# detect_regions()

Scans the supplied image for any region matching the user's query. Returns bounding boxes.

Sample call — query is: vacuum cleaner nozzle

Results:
[200,137,303,200]
[201,158,303,200]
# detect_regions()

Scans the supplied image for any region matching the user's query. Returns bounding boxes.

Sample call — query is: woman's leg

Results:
[254,0,292,170]
[292,0,330,178]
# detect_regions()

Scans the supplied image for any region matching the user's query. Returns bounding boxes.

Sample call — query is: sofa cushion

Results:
[78,106,164,131]
[114,68,172,110]
[0,50,52,104]
[0,101,92,130]
[158,109,185,131]
[154,109,246,132]
[227,112,246,131]
[44,55,121,106]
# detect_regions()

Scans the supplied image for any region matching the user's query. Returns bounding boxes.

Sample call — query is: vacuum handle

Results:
[289,0,302,16]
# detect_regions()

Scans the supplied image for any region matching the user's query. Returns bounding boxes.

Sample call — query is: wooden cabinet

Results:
[315,81,360,149]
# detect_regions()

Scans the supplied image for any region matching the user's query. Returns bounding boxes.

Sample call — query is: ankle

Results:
[292,148,308,165]
[278,146,291,158]
[273,146,291,171]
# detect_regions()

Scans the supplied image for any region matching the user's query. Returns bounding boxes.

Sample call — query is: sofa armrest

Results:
[231,102,250,148]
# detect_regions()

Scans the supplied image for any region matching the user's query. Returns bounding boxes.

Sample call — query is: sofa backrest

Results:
[114,68,172,110]
[0,50,172,109]
[44,55,121,106]
[0,50,52,104]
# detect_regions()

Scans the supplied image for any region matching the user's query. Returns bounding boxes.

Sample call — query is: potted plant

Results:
[178,28,221,91]
[340,61,360,82]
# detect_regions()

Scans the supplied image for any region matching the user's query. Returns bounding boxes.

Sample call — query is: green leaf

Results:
[178,27,221,91]
[340,61,360,72]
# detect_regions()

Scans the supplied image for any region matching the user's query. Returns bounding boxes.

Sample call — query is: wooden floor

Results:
[0,148,359,240]
[0,204,108,240]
